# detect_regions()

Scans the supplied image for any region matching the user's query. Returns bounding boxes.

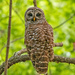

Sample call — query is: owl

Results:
[24,7,54,74]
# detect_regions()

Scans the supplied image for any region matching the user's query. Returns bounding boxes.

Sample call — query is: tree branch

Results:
[53,13,75,29]
[33,0,37,7]
[5,1,25,24]
[4,0,12,75]
[0,48,75,74]
[54,43,63,47]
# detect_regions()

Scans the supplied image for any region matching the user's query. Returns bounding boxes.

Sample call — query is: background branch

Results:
[5,1,25,24]
[53,13,75,29]
[0,48,75,74]
[0,16,9,21]
[0,37,24,53]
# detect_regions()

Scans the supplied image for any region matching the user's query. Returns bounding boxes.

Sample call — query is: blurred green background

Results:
[0,0,75,75]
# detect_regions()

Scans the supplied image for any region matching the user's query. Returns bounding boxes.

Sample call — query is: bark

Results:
[0,49,75,74]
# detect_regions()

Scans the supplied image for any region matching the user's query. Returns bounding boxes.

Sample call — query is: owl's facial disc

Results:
[26,11,34,21]
[35,12,41,20]
[25,7,46,24]
[32,12,42,22]
[27,11,37,22]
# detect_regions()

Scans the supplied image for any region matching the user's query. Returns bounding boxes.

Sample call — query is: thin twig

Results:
[53,14,75,29]
[4,0,12,75]
[0,48,75,74]
[0,36,24,53]
[5,1,25,24]
[0,16,9,21]
[33,0,37,7]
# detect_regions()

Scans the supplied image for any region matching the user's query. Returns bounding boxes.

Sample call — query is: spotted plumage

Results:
[25,7,54,74]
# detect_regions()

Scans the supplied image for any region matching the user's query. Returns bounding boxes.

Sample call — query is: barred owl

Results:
[24,7,54,74]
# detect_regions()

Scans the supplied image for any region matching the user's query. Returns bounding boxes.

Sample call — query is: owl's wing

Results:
[48,24,54,45]
[47,24,54,61]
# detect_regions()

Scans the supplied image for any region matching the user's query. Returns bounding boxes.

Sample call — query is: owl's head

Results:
[25,7,46,25]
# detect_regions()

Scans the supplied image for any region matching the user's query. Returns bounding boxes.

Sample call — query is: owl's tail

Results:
[32,51,49,74]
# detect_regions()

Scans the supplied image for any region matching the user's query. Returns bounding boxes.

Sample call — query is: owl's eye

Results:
[36,13,41,17]
[28,13,32,16]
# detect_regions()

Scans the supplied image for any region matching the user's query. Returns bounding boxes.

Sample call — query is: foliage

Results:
[0,0,75,75]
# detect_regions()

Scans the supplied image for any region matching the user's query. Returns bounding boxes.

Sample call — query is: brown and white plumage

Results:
[25,7,54,74]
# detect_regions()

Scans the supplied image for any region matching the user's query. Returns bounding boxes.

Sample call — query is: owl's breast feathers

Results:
[25,23,54,74]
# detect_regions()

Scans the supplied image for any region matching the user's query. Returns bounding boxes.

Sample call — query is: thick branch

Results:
[53,55,75,64]
[0,49,75,74]
[0,55,30,74]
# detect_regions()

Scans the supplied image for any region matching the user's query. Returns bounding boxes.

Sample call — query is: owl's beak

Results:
[33,17,35,21]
